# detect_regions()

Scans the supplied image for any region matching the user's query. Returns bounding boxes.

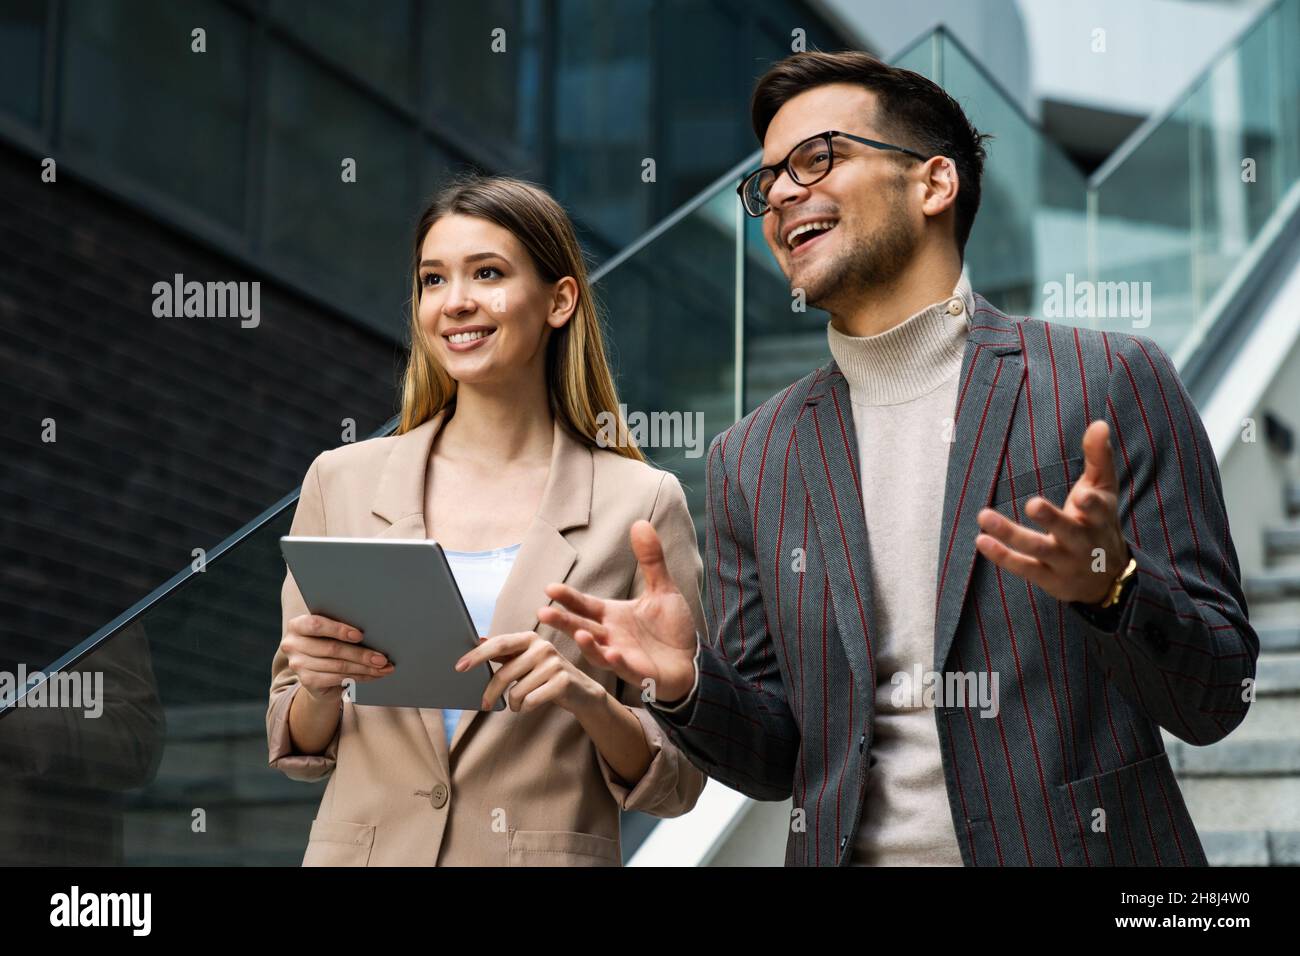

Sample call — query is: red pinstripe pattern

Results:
[772,421,801,717]
[1115,350,1216,744]
[943,713,977,864]
[1106,394,1143,550]
[991,543,1065,865]
[1099,676,1142,863]
[816,574,830,868]
[798,494,809,808]
[1127,724,1162,864]
[953,647,1004,864]
[1077,628,1118,864]
[659,298,1247,867]
[811,410,876,685]
[836,656,852,856]
[974,594,1032,863]
[1003,440,1088,863]
[720,471,748,659]
[1074,328,1091,418]
[935,355,1005,625]
[1011,324,1089,859]
[706,439,725,650]
[1044,325,1084,778]
[830,386,864,514]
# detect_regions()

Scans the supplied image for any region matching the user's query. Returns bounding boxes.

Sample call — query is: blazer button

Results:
[430,783,449,809]
[839,836,848,851]
[1142,621,1169,653]
[858,733,866,753]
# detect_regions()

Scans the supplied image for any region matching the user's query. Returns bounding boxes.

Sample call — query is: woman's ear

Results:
[547,276,579,329]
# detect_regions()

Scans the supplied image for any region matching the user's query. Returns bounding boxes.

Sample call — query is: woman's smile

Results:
[442,324,498,352]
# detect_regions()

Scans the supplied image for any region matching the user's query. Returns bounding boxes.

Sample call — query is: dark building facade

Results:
[0,0,854,863]
[2,0,852,672]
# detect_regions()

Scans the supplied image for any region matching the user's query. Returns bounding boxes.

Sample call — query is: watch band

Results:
[1097,555,1138,609]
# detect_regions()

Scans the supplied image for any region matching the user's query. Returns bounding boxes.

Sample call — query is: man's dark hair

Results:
[751,50,991,260]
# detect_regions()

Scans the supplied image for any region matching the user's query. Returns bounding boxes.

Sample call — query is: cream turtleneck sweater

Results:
[827,273,973,867]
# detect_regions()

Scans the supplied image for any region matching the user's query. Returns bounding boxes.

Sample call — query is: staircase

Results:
[1167,479,1300,865]
[124,703,324,865]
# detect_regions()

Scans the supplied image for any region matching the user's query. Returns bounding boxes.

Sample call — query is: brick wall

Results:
[0,142,405,672]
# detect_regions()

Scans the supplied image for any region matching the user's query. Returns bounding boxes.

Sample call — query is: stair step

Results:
[1168,737,1300,776]
[129,734,326,808]
[1265,524,1300,551]
[1244,570,1300,602]
[1265,525,1300,569]
[124,800,314,866]
[163,701,265,740]
[1200,829,1300,866]
[1258,624,1300,653]
[1177,776,1300,830]
[1196,693,1300,741]
[1255,652,1300,695]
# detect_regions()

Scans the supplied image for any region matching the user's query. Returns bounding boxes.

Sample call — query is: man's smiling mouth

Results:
[784,219,839,251]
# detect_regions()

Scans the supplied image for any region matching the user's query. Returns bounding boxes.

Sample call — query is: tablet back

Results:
[279,537,495,710]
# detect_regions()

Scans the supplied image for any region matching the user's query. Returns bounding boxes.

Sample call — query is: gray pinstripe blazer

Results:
[652,295,1259,866]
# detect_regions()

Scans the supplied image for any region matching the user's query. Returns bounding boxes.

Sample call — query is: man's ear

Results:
[548,275,579,329]
[920,155,959,220]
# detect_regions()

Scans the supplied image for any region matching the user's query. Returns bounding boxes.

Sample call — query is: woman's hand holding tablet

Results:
[280,613,396,701]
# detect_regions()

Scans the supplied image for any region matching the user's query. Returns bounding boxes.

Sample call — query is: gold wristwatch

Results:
[1097,555,1138,609]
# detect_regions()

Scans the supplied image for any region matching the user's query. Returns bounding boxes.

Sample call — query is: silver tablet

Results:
[279,536,503,711]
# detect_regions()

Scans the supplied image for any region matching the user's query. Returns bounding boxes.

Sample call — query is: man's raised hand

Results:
[538,519,698,704]
[974,419,1132,605]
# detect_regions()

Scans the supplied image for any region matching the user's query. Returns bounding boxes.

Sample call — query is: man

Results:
[539,51,1258,866]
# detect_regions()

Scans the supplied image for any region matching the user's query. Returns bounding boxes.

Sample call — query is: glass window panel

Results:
[0,0,45,127]
[264,39,416,340]
[423,0,541,163]
[553,0,652,248]
[420,137,463,199]
[59,0,250,231]
[268,0,416,105]
[655,0,752,205]
[596,187,736,527]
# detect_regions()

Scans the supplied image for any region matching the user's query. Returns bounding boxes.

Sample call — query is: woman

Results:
[266,175,708,866]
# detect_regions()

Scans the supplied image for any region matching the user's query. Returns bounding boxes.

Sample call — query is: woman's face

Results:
[416,213,575,388]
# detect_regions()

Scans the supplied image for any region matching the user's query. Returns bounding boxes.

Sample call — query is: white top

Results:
[441,543,521,749]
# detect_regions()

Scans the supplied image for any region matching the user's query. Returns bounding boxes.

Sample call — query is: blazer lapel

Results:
[446,421,591,754]
[932,299,1025,673]
[367,412,593,768]
[794,368,877,700]
[367,411,452,776]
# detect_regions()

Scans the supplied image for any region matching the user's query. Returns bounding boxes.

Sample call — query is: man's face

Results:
[759,84,920,312]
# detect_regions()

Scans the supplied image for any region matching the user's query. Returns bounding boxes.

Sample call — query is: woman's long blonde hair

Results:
[397,174,643,462]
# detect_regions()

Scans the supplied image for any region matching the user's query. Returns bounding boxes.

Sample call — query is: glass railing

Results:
[6,6,1299,865]
[0,157,747,867]
[1089,0,1300,362]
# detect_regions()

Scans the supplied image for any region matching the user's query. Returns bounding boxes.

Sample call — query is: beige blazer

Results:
[267,411,708,866]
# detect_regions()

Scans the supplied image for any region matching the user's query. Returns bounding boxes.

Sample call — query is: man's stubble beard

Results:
[796,185,918,314]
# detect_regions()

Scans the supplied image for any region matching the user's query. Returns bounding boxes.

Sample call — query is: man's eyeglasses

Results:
[736,130,929,217]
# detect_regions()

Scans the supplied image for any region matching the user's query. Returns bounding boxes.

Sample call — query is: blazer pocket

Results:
[1057,751,1206,867]
[507,828,621,867]
[990,455,1085,508]
[302,818,376,867]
